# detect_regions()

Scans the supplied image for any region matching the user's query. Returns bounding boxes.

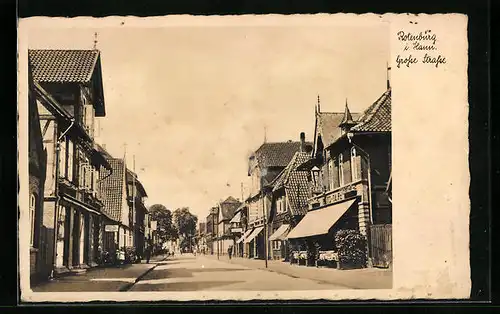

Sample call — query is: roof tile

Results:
[254,142,311,168]
[272,152,310,216]
[351,89,391,132]
[99,158,125,222]
[29,49,100,83]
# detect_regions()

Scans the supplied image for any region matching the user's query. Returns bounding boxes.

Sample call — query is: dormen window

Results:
[29,194,36,247]
[338,154,344,187]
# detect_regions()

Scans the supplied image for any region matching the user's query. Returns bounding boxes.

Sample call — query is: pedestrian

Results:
[145,240,152,264]
[227,245,233,260]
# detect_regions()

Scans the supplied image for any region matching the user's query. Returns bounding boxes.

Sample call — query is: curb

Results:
[118,256,168,292]
[204,255,367,290]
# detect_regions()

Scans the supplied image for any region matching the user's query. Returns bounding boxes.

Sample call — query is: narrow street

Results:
[128,254,346,291]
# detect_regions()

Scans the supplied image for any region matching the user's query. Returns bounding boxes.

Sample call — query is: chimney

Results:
[300,132,306,152]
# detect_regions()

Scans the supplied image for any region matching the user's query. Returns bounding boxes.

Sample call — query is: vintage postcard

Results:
[18,13,470,302]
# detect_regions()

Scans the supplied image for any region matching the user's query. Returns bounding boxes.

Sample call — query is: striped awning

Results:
[244,226,264,243]
[236,228,253,244]
[269,224,290,241]
[230,211,241,223]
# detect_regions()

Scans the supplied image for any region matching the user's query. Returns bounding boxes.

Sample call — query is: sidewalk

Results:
[31,254,168,292]
[201,254,392,289]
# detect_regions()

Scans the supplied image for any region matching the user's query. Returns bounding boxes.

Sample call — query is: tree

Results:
[149,204,178,243]
[173,207,198,251]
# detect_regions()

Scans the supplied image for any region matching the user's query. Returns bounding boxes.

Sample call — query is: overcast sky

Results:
[21,16,389,220]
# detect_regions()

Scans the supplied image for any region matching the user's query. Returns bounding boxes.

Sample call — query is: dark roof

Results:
[29,49,100,83]
[271,152,310,216]
[219,196,242,220]
[316,112,361,149]
[100,158,126,222]
[253,141,312,168]
[126,169,148,197]
[351,88,391,132]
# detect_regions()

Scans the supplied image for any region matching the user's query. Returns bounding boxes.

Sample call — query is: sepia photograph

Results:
[18,14,470,302]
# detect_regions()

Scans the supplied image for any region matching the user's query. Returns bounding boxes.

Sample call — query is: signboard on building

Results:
[231,227,243,233]
[105,225,119,232]
[150,221,157,231]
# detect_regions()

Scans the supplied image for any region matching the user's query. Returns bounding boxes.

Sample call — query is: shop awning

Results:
[286,199,356,239]
[61,194,101,216]
[244,226,264,243]
[230,211,241,223]
[236,228,253,244]
[269,224,290,241]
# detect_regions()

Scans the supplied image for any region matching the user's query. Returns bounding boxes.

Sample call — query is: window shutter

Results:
[85,165,91,190]
[79,163,86,188]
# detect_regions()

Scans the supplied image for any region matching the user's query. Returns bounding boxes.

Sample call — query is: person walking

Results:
[145,239,152,264]
[227,245,233,260]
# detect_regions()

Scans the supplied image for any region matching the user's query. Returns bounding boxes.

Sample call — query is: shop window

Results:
[29,194,36,247]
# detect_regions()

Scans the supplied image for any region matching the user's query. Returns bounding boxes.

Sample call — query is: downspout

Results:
[51,118,75,279]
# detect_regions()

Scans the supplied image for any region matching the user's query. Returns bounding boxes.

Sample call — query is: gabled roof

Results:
[315,112,361,149]
[252,141,312,168]
[100,158,126,222]
[126,168,148,198]
[219,196,242,221]
[351,88,391,132]
[29,49,100,83]
[271,152,310,216]
[28,49,106,117]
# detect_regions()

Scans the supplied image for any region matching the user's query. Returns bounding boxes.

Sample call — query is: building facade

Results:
[126,169,148,259]
[30,49,111,278]
[216,197,241,256]
[268,133,312,261]
[28,61,48,283]
[243,141,307,259]
[99,158,134,259]
[288,88,392,268]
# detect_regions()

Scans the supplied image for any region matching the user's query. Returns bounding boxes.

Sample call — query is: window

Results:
[67,140,74,181]
[338,154,344,187]
[328,159,335,190]
[351,147,358,181]
[59,139,67,178]
[30,194,36,247]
